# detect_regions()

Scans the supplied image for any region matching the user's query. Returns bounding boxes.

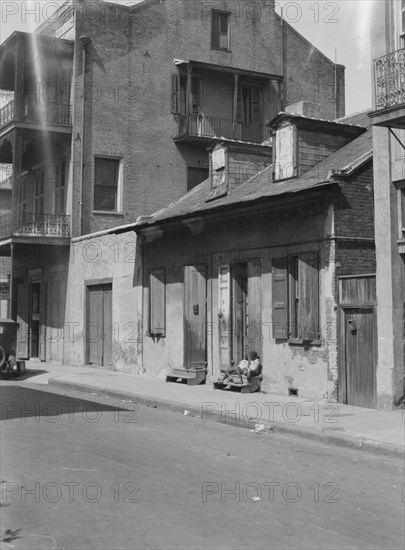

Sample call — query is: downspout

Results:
[280,7,285,111]
[78,36,90,236]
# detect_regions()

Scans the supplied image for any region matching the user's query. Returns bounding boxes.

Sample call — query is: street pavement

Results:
[0,382,404,550]
[13,360,405,458]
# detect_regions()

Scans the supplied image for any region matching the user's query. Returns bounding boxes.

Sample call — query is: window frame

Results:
[93,156,122,214]
[211,10,231,52]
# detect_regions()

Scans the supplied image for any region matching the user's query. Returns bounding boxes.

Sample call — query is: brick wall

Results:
[70,0,344,237]
[298,130,354,176]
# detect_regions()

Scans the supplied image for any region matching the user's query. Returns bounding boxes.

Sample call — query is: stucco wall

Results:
[140,200,337,400]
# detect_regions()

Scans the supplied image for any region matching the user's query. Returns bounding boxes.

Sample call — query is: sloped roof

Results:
[136,116,373,230]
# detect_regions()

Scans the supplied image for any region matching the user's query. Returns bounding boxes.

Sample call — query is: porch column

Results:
[233,73,239,131]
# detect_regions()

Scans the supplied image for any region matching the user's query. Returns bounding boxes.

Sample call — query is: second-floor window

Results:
[94,157,120,212]
[54,161,66,214]
[211,11,230,51]
[34,172,45,214]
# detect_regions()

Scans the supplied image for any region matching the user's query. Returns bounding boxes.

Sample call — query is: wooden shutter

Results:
[103,287,113,366]
[247,259,262,357]
[272,257,288,339]
[218,265,231,370]
[171,74,180,114]
[298,253,320,341]
[150,269,165,336]
[211,11,220,49]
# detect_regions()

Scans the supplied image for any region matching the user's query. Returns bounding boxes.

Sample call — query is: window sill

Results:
[211,47,231,52]
[288,339,323,347]
[92,210,124,216]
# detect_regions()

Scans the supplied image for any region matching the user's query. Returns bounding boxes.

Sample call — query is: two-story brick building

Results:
[0,0,345,369]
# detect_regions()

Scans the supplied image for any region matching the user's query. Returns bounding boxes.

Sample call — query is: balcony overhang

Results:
[173,59,283,82]
[368,105,405,130]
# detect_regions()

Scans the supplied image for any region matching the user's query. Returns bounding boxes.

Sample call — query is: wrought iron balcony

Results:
[0,100,15,128]
[0,100,72,130]
[374,47,405,110]
[0,211,70,240]
[177,114,269,144]
[24,102,73,126]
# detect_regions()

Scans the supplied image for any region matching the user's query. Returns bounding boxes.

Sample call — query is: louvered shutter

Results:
[211,11,220,49]
[298,253,320,341]
[272,257,288,339]
[150,269,166,336]
[171,74,180,114]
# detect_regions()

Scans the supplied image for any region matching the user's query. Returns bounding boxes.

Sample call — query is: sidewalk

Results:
[15,360,405,458]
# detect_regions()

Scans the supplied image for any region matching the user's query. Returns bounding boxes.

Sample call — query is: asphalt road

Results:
[0,383,404,550]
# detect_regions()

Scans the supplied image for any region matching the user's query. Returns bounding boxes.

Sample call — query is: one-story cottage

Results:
[134,108,376,406]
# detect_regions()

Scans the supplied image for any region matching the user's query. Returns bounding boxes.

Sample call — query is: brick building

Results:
[0,0,345,368]
[133,107,376,405]
[369,0,405,408]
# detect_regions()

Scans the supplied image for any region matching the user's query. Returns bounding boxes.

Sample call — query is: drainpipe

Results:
[78,36,90,236]
[280,6,285,111]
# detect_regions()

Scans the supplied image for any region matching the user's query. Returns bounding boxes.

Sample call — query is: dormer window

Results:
[211,11,230,51]
[273,123,298,181]
[212,146,226,189]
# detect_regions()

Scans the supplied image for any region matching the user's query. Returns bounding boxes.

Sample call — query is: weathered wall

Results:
[140,198,338,400]
[64,230,142,372]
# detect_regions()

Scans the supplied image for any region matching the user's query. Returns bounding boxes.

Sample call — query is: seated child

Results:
[221,354,249,385]
[246,351,262,380]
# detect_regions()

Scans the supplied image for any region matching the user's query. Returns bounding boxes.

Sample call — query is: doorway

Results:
[184,265,207,371]
[232,263,248,365]
[86,283,112,367]
[339,275,377,408]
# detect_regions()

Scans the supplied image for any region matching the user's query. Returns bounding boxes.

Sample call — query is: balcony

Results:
[0,100,72,131]
[371,48,405,129]
[0,100,15,128]
[0,211,70,242]
[175,114,269,144]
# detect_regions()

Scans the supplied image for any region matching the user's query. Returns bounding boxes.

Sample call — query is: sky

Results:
[0,0,374,115]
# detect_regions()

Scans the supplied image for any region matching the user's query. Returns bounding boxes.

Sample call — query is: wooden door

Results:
[344,308,376,408]
[16,281,29,358]
[232,263,248,365]
[87,284,112,367]
[103,287,113,367]
[184,265,207,370]
[247,260,262,358]
[88,286,103,365]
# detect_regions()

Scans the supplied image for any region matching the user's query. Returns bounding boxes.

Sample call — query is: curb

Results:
[48,377,404,459]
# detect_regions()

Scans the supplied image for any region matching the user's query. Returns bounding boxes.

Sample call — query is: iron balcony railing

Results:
[178,114,269,144]
[0,100,73,129]
[0,100,15,128]
[24,102,73,126]
[374,47,405,110]
[0,211,70,240]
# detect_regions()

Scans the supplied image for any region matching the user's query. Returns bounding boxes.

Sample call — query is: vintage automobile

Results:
[0,319,26,379]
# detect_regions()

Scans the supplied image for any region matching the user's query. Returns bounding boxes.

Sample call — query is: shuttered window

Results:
[272,253,320,342]
[149,268,166,336]
[211,11,230,51]
[171,74,180,114]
